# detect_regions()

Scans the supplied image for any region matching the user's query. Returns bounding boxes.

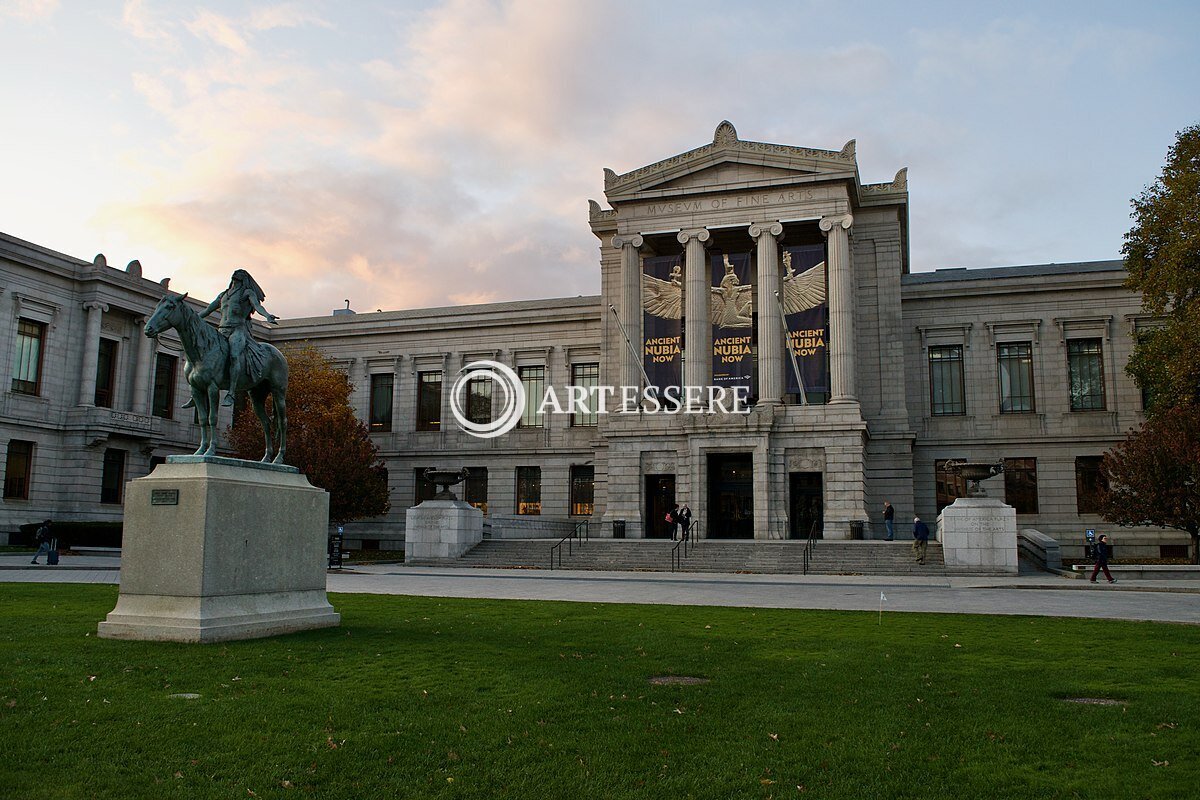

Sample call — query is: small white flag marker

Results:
[878,591,887,625]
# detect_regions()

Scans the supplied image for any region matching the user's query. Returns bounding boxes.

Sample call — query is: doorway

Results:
[644,474,676,539]
[789,472,823,539]
[707,453,754,539]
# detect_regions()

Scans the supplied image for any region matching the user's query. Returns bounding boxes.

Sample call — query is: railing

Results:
[802,520,819,575]
[670,520,700,573]
[549,519,589,570]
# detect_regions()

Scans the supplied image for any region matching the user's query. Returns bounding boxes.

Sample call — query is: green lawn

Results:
[1,585,1197,799]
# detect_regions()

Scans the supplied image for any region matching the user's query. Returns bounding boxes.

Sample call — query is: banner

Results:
[711,252,754,394]
[641,254,683,392]
[782,244,829,396]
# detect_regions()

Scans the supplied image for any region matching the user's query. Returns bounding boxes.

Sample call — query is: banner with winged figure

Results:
[640,254,684,391]
[782,244,829,396]
[711,252,755,394]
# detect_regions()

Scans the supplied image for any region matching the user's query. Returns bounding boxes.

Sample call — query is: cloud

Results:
[186,9,249,55]
[0,0,58,21]
[248,3,333,31]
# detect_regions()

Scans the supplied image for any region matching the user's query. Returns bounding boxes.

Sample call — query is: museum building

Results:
[0,123,1185,559]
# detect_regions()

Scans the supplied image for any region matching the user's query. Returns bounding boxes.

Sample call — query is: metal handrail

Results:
[802,520,819,575]
[550,519,589,570]
[670,520,700,572]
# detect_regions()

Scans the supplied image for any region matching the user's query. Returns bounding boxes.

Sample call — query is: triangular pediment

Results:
[604,121,858,199]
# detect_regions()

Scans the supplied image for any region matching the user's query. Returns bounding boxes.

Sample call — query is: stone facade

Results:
[0,122,1187,560]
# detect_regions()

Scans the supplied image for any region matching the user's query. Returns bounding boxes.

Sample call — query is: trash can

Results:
[613,520,626,539]
[849,521,864,540]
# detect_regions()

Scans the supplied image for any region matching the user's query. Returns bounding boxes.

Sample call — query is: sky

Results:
[1,1,1198,319]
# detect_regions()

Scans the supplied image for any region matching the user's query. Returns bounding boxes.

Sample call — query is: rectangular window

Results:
[570,465,595,516]
[416,371,442,431]
[100,448,126,504]
[934,458,967,514]
[997,342,1034,413]
[152,353,178,419]
[929,345,965,416]
[518,366,545,428]
[465,467,488,515]
[466,376,492,425]
[12,319,46,395]
[1067,338,1105,411]
[516,466,541,515]
[3,440,34,499]
[370,373,394,432]
[414,468,437,505]
[1075,456,1108,515]
[570,363,600,427]
[94,338,118,408]
[1003,457,1038,514]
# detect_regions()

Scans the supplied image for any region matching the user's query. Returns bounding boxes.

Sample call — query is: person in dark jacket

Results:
[677,504,692,540]
[912,516,930,564]
[883,501,895,541]
[30,519,52,565]
[1090,534,1116,583]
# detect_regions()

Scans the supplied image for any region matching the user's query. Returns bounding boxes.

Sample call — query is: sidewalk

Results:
[2,554,1197,624]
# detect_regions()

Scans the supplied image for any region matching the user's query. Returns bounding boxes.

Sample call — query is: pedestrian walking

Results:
[912,516,930,565]
[1090,534,1116,584]
[30,519,52,565]
[677,504,692,540]
[883,501,895,541]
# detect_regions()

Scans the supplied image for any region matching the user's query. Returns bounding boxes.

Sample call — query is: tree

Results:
[1099,405,1200,564]
[227,344,390,525]
[1122,124,1200,412]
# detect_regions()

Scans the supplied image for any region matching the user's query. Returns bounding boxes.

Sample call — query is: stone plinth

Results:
[405,500,483,561]
[936,496,1018,575]
[98,457,340,642]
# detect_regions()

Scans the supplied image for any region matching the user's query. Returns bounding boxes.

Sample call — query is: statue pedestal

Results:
[98,457,340,642]
[405,500,483,562]
[936,496,1018,575]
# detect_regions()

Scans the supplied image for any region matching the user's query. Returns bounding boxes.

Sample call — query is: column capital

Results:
[819,213,854,235]
[611,233,644,250]
[676,228,711,246]
[747,221,783,240]
[83,301,109,313]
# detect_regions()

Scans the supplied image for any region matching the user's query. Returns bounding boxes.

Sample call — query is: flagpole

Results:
[608,304,654,390]
[774,290,809,406]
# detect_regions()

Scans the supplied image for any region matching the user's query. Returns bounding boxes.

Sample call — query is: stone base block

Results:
[98,458,339,643]
[405,500,484,560]
[937,497,1018,575]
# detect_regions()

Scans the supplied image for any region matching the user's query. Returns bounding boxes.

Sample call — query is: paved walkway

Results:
[3,554,1198,624]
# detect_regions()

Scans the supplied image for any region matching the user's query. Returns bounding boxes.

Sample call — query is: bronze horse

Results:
[144,293,289,463]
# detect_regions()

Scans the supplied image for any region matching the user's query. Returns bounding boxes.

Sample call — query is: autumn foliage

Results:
[1100,405,1200,563]
[227,344,390,524]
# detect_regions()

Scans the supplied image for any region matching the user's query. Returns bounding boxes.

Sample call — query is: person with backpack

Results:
[30,519,53,565]
[912,516,930,565]
[1090,534,1116,584]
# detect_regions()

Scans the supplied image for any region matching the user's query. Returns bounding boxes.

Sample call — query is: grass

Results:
[1,585,1198,799]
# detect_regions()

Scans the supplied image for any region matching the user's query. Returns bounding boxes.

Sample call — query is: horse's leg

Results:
[271,386,287,464]
[251,387,273,462]
[204,382,220,456]
[190,386,208,455]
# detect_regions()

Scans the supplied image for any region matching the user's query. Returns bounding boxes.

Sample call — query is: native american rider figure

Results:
[183,269,279,408]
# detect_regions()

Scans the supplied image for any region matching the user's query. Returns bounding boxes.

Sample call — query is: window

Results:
[570,465,595,516]
[100,448,126,504]
[997,342,1034,413]
[466,376,492,425]
[4,440,34,499]
[1003,457,1038,514]
[416,371,442,431]
[1067,338,1105,411]
[929,345,965,416]
[516,466,541,515]
[1075,456,1108,515]
[152,353,178,419]
[369,373,394,432]
[12,319,45,395]
[414,468,437,505]
[570,363,599,427]
[934,459,967,514]
[94,338,118,408]
[518,366,545,427]
[464,467,488,514]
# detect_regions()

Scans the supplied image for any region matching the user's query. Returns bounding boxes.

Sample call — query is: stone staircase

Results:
[439,538,946,576]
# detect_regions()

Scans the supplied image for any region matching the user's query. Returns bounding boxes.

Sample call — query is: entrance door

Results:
[789,472,823,539]
[644,474,676,539]
[707,453,754,539]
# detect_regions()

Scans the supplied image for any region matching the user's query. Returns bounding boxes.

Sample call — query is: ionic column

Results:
[78,301,108,406]
[678,228,712,389]
[749,222,784,405]
[131,316,155,414]
[611,234,644,389]
[820,213,856,403]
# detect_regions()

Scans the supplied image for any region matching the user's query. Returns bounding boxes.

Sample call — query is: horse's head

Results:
[144,292,189,339]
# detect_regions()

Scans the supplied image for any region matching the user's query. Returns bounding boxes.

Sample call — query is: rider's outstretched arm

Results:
[250,294,278,324]
[198,291,224,319]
